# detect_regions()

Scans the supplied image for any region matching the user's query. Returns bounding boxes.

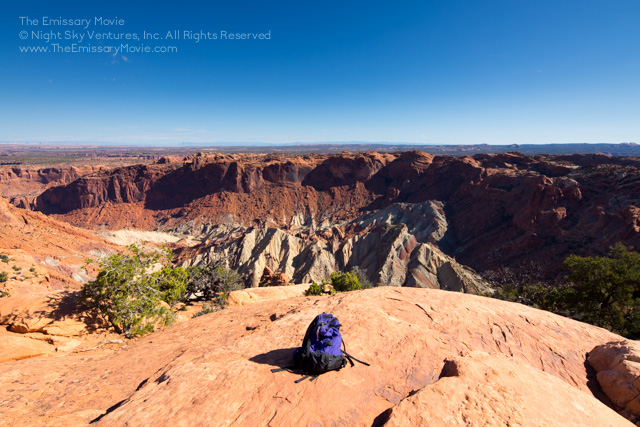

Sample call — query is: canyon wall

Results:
[16,151,640,277]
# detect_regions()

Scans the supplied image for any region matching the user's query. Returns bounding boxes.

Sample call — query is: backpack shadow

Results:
[249,347,298,369]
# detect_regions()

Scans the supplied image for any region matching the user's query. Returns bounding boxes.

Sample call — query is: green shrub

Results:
[185,262,242,307]
[12,265,21,271]
[80,244,188,337]
[0,272,7,283]
[0,291,9,298]
[0,255,9,263]
[29,267,36,273]
[305,282,324,296]
[304,271,366,295]
[330,271,363,292]
[562,243,640,337]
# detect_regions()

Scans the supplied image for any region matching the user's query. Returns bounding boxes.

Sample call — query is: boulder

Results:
[588,341,640,422]
[227,284,309,306]
[384,351,630,426]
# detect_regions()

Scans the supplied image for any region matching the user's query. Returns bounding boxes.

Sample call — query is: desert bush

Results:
[305,282,325,296]
[0,272,7,283]
[0,255,9,263]
[330,271,363,292]
[80,244,188,337]
[304,271,367,295]
[185,262,242,307]
[12,265,21,271]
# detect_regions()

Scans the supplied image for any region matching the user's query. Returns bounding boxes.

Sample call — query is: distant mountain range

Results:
[1,142,639,157]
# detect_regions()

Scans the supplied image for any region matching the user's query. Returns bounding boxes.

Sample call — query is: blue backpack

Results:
[272,313,369,382]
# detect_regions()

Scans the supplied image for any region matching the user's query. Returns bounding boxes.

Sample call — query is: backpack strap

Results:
[300,315,320,350]
[270,367,296,373]
[294,374,318,383]
[342,339,371,367]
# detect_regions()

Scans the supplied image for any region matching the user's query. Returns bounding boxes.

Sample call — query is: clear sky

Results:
[1,1,639,145]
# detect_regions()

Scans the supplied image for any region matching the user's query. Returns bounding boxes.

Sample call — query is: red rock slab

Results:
[0,287,626,426]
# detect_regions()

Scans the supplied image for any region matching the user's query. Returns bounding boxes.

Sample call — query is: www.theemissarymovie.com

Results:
[18,15,271,54]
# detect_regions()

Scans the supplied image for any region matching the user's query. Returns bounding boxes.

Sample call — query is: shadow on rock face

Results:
[46,291,111,332]
[249,347,298,369]
[584,357,616,411]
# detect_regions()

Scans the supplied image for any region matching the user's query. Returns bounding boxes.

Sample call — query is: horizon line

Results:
[0,141,637,148]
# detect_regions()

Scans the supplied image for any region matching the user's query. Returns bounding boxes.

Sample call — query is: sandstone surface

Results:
[0,329,56,363]
[384,351,630,426]
[227,283,309,306]
[0,287,630,426]
[0,290,89,336]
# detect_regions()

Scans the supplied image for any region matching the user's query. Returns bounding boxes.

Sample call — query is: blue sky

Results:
[1,0,639,145]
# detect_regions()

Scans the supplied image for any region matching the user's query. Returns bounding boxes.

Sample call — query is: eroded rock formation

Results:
[177,200,488,291]
[22,151,640,278]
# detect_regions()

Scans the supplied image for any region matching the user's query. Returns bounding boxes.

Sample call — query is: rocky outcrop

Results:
[183,226,336,287]
[384,351,630,426]
[0,287,629,426]
[301,151,394,190]
[34,164,171,214]
[588,341,640,423]
[258,266,291,287]
[0,289,127,362]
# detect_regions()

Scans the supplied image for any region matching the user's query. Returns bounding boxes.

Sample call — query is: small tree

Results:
[0,272,7,283]
[563,243,640,336]
[80,244,188,337]
[185,262,243,307]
